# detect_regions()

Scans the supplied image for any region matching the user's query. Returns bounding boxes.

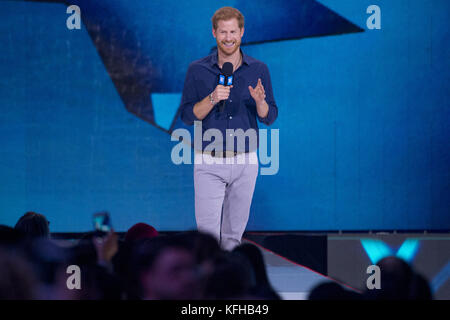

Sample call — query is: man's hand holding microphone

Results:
[193,62,234,120]
[209,84,233,107]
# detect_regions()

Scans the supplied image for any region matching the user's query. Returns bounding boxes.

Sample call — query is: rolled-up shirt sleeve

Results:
[180,64,200,126]
[257,63,278,126]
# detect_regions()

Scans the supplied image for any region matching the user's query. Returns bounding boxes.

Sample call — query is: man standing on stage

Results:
[180,7,278,250]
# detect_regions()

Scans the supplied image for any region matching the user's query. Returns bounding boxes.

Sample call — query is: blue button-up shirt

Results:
[180,49,278,152]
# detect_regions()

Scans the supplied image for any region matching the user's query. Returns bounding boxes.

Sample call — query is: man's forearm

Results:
[256,100,269,118]
[193,94,214,120]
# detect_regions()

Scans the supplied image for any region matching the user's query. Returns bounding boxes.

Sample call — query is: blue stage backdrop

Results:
[0,0,449,232]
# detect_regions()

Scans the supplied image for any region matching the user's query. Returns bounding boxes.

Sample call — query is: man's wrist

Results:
[256,100,269,118]
[256,99,267,108]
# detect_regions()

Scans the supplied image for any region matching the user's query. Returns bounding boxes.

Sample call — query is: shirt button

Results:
[230,99,232,102]
[229,116,232,119]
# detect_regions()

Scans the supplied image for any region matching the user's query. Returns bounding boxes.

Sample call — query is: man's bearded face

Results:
[213,18,244,57]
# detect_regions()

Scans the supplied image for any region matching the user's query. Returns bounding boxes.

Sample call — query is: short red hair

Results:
[212,7,245,30]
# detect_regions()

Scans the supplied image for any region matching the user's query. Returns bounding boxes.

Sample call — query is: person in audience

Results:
[232,243,281,299]
[0,247,37,299]
[22,237,77,299]
[113,223,159,294]
[408,272,433,300]
[15,211,50,238]
[174,231,221,274]
[172,230,223,298]
[203,250,254,299]
[129,236,200,300]
[124,222,159,243]
[70,230,122,299]
[364,256,432,300]
[0,225,25,247]
[3,211,435,301]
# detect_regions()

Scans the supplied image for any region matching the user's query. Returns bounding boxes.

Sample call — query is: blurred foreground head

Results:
[233,243,281,300]
[0,248,37,299]
[130,236,199,300]
[203,250,255,299]
[125,223,159,243]
[15,211,50,239]
[0,225,25,247]
[364,256,432,300]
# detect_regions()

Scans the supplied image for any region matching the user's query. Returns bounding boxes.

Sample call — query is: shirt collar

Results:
[209,48,250,69]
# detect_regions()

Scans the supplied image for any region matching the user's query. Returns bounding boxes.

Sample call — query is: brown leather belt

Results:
[203,150,242,158]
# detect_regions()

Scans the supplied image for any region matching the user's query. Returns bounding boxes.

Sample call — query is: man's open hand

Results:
[248,78,266,105]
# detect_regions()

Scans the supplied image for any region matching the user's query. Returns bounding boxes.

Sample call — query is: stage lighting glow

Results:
[396,239,420,263]
[361,239,392,265]
[431,260,450,293]
[360,238,420,264]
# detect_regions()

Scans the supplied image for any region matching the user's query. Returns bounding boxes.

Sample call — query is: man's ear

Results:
[240,27,245,38]
[212,27,216,38]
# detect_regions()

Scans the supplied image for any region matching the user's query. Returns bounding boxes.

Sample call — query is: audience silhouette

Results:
[0,212,436,300]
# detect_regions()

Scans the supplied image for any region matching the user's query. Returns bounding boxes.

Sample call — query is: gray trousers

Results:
[194,151,258,251]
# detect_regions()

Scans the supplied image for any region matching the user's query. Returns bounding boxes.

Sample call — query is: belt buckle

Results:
[210,150,219,158]
[225,151,238,158]
[210,150,237,158]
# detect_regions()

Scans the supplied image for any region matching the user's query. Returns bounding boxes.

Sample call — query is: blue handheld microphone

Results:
[219,62,233,112]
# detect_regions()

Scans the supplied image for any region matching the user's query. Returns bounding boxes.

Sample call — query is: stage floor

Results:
[242,238,358,300]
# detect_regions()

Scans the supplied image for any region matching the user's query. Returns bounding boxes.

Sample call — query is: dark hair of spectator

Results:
[15,211,50,238]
